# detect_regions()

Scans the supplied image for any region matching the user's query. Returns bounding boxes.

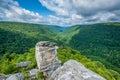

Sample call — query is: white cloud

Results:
[0,0,44,23]
[39,0,120,25]
[40,0,120,16]
[0,0,120,26]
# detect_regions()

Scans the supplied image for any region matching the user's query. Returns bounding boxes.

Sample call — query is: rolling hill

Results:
[0,22,120,79]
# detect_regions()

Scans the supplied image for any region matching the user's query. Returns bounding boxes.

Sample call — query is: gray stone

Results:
[6,73,24,80]
[35,41,61,79]
[27,69,38,79]
[50,60,106,80]
[16,61,31,68]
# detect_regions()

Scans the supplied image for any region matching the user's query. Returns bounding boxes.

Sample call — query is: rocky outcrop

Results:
[50,60,106,80]
[36,41,106,80]
[35,41,61,79]
[35,41,106,80]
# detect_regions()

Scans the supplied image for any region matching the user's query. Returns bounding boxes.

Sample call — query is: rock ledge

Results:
[50,60,106,80]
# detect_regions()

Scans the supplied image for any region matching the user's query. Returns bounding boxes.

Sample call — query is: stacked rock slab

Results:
[35,41,61,79]
[16,61,31,68]
[50,60,106,80]
[6,73,24,80]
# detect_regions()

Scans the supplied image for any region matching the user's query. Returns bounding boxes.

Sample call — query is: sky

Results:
[0,0,120,26]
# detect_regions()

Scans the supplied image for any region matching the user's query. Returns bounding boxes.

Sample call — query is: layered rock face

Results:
[50,60,106,80]
[35,41,61,79]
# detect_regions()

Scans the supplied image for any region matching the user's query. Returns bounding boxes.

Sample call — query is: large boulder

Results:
[50,60,106,80]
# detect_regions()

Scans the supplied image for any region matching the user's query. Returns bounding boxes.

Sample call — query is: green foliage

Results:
[56,26,80,44]
[0,48,36,74]
[0,48,43,80]
[0,22,58,54]
[37,72,44,80]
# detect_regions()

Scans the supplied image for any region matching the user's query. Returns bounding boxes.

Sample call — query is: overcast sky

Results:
[0,0,120,26]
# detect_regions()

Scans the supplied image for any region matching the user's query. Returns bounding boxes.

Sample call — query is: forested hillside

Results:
[63,23,120,73]
[0,22,62,54]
